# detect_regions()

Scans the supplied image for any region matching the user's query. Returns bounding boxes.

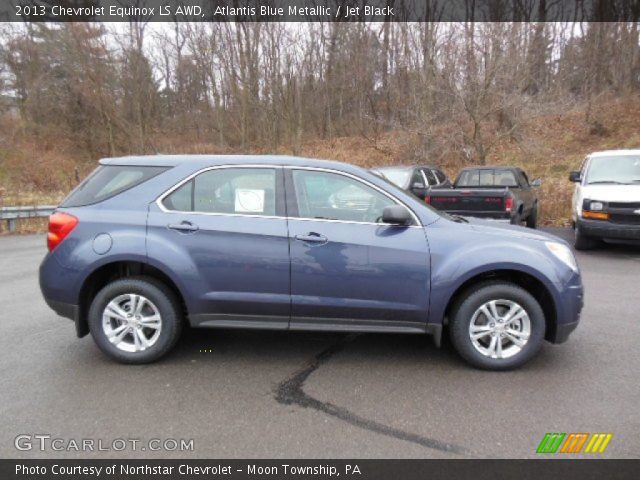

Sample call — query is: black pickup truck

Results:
[427,166,541,228]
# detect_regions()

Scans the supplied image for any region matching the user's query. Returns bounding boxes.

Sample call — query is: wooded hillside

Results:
[1,21,639,226]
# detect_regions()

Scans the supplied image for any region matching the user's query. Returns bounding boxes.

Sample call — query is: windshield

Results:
[374,168,412,188]
[585,155,640,185]
[456,169,518,187]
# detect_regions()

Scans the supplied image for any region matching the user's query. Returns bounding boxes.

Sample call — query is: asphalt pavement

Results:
[0,229,638,459]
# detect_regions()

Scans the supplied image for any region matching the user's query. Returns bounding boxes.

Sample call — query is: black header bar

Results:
[2,0,640,22]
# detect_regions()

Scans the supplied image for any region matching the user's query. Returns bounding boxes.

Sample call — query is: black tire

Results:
[448,281,545,370]
[88,276,183,364]
[574,226,599,250]
[510,211,522,225]
[526,205,538,229]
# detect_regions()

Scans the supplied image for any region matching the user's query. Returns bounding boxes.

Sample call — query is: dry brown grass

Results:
[0,217,48,236]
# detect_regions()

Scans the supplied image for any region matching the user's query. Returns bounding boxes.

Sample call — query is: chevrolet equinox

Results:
[39,155,584,369]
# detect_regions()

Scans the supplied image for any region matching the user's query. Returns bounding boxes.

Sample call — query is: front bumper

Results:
[577,217,640,243]
[554,321,579,343]
[548,281,584,344]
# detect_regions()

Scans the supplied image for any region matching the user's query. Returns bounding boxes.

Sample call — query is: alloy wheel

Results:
[468,299,531,359]
[102,294,162,353]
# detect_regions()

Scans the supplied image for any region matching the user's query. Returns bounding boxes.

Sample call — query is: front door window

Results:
[291,170,396,223]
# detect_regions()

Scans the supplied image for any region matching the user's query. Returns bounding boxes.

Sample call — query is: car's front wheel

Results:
[88,277,183,364]
[449,282,545,370]
[574,226,599,250]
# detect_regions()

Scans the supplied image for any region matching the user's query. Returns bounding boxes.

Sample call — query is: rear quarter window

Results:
[61,165,168,207]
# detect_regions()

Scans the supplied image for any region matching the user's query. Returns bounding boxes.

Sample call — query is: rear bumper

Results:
[44,298,77,321]
[40,251,89,338]
[42,297,88,337]
[577,218,640,242]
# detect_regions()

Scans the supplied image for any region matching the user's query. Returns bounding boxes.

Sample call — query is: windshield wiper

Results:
[446,214,468,223]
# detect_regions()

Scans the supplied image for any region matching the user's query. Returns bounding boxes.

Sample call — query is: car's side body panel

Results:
[425,219,583,336]
[147,202,292,329]
[39,205,149,307]
[288,218,431,331]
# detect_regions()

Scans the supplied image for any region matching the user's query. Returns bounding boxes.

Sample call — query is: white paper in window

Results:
[235,189,265,213]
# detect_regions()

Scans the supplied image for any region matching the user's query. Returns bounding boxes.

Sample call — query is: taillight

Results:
[47,212,79,252]
[425,196,431,204]
[505,196,513,213]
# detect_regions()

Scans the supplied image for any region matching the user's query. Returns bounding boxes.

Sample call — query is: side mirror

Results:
[381,205,412,226]
[530,178,542,187]
[569,171,581,183]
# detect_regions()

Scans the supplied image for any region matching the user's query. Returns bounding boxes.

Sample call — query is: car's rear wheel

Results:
[88,277,182,364]
[449,282,545,370]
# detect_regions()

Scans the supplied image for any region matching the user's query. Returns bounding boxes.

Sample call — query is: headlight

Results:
[545,242,579,272]
[582,199,607,211]
[581,199,609,220]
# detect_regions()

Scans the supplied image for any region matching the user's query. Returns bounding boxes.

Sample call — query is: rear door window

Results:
[163,168,278,216]
[61,165,168,207]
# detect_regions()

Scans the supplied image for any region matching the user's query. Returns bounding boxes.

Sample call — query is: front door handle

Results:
[168,221,199,233]
[294,232,328,244]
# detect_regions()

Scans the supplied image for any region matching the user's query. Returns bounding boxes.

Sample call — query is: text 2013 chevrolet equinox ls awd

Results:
[40,155,583,369]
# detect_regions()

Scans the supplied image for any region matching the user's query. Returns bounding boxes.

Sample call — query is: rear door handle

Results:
[294,233,328,244]
[168,221,199,233]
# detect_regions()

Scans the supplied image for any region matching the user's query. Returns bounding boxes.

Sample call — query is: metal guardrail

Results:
[0,205,57,232]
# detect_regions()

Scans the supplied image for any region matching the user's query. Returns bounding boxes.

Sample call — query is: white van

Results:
[570,150,640,249]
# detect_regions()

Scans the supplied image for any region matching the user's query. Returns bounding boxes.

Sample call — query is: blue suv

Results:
[39,155,583,369]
